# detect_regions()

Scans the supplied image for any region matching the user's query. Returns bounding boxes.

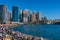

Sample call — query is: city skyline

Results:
[0,0,60,19]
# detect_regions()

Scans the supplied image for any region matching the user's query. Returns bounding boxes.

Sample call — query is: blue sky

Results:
[0,0,60,19]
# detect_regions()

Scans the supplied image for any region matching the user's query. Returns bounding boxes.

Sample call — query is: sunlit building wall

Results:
[22,9,28,23]
[19,10,23,22]
[32,12,36,23]
[8,11,10,21]
[39,12,42,20]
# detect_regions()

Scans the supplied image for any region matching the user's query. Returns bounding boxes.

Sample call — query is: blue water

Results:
[11,24,60,40]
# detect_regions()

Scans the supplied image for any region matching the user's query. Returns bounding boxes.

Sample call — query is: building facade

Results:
[19,10,23,22]
[36,12,42,21]
[22,9,28,23]
[28,13,32,22]
[12,6,19,22]
[0,5,9,24]
[32,12,36,23]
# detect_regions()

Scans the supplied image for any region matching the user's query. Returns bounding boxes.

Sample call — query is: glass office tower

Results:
[12,6,19,22]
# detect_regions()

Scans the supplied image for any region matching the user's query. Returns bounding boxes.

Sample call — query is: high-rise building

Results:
[32,12,36,23]
[22,9,28,23]
[12,6,19,22]
[39,12,42,20]
[28,11,32,22]
[10,11,12,21]
[19,10,22,22]
[7,11,13,24]
[28,14,32,22]
[44,16,48,24]
[36,12,42,21]
[7,11,11,21]
[36,12,39,21]
[0,5,9,24]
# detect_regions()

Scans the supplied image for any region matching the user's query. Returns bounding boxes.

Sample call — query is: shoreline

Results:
[0,24,49,40]
[11,29,49,40]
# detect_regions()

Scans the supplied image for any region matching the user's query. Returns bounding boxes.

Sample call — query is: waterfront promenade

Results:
[0,24,19,28]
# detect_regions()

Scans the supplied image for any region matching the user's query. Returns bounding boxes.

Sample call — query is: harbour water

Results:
[11,24,60,40]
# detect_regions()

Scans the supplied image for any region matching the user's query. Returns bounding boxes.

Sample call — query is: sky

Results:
[0,0,60,19]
